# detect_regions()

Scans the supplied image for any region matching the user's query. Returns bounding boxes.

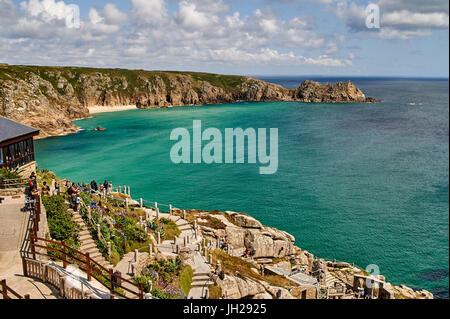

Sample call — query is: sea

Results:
[34,76,449,298]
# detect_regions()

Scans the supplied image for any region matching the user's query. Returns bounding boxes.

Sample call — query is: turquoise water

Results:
[35,78,449,298]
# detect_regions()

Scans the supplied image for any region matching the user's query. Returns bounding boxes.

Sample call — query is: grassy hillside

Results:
[0,64,248,97]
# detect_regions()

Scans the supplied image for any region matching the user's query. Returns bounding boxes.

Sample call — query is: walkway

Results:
[0,196,60,299]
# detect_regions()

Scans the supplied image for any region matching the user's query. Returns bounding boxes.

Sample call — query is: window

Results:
[3,138,35,169]
[0,148,3,165]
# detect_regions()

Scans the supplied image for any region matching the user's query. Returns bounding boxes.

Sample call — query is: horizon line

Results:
[1,62,448,80]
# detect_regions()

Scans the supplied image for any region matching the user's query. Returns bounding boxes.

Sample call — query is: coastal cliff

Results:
[0,65,378,138]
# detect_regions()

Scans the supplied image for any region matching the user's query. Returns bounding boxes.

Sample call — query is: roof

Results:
[0,116,39,144]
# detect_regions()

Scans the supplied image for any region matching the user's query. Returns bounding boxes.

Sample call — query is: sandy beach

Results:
[88,105,138,114]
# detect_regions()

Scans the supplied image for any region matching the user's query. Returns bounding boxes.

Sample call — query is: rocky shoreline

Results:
[0,65,379,138]
[180,209,433,299]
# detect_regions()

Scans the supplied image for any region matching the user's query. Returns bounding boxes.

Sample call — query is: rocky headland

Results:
[0,64,379,138]
[179,209,433,299]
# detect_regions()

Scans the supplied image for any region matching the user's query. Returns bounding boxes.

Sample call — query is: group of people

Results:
[90,180,110,196]
[68,182,81,212]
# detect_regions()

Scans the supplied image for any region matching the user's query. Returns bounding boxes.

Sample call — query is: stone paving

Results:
[0,196,60,299]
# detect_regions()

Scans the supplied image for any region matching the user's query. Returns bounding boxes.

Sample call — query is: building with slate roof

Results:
[0,116,40,174]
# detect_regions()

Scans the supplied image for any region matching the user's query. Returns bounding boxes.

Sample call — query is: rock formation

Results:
[189,210,432,300]
[0,65,379,138]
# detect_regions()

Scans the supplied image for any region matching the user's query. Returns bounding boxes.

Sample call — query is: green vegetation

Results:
[78,190,149,265]
[179,265,194,296]
[42,195,80,249]
[197,215,226,230]
[147,218,181,241]
[0,168,21,180]
[0,64,249,100]
[208,284,222,299]
[134,258,188,299]
[37,169,56,188]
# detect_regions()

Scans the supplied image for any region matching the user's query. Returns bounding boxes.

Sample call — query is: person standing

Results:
[75,195,81,212]
[53,181,60,195]
[103,180,109,196]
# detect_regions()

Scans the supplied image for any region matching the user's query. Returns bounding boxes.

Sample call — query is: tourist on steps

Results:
[75,195,81,212]
[53,181,60,196]
[90,180,98,192]
[103,180,109,195]
[41,182,50,196]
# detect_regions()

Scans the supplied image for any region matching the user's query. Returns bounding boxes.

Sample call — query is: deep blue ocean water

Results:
[34,77,449,298]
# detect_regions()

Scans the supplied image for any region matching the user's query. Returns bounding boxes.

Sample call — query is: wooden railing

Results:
[27,236,144,299]
[0,279,30,299]
[21,257,100,299]
[0,178,29,189]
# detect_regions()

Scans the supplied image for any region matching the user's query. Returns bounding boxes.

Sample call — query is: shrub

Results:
[179,266,193,296]
[0,168,21,180]
[208,285,222,299]
[124,225,148,242]
[198,215,226,230]
[155,218,181,240]
[43,195,80,246]
[37,169,56,188]
[42,195,67,218]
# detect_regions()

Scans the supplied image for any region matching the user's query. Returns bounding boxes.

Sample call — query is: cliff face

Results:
[0,65,378,138]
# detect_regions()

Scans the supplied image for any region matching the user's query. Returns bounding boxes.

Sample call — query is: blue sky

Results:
[0,0,448,77]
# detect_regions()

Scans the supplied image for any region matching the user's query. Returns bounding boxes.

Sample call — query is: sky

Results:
[0,0,448,77]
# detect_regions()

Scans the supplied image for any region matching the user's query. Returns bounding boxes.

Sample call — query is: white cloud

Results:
[131,0,168,25]
[333,0,449,39]
[383,10,449,29]
[174,0,217,30]
[103,3,128,25]
[20,0,75,22]
[0,0,362,72]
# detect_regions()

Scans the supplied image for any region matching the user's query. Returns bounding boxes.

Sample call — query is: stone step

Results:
[193,272,210,277]
[192,276,211,282]
[89,251,103,259]
[191,281,214,288]
[81,242,97,251]
[80,233,92,241]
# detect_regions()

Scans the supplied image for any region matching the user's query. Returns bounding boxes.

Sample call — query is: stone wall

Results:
[19,161,36,179]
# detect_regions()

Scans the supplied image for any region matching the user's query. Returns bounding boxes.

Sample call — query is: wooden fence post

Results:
[43,263,48,283]
[22,257,28,277]
[30,228,36,260]
[107,242,112,257]
[139,282,144,299]
[24,294,30,299]
[62,241,67,269]
[1,280,7,299]
[169,204,172,215]
[109,269,115,297]
[59,276,66,298]
[86,253,91,282]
